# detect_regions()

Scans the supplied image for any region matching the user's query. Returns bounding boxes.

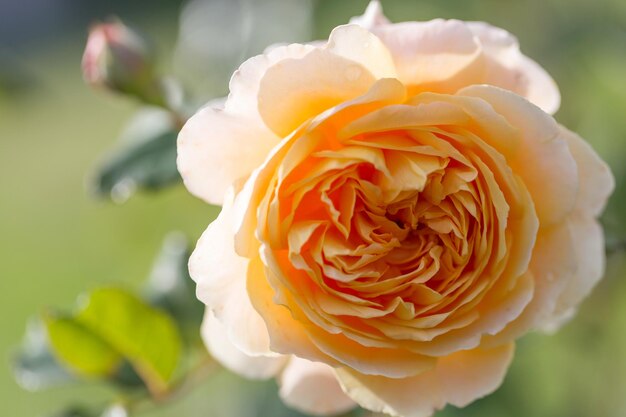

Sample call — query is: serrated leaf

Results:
[43,313,123,377]
[90,109,181,202]
[12,319,74,391]
[144,232,204,332]
[75,288,182,396]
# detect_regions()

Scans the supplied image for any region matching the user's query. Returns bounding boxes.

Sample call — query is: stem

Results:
[123,355,219,415]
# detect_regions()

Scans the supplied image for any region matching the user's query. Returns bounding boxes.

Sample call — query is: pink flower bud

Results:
[82,20,164,105]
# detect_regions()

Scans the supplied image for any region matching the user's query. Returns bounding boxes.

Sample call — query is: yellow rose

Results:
[178,2,614,416]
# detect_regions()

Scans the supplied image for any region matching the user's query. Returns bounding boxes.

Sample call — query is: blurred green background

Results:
[2,0,626,416]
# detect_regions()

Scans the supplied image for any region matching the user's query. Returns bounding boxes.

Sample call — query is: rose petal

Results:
[279,357,356,416]
[459,85,578,226]
[326,24,397,80]
[545,214,605,330]
[370,19,483,90]
[349,0,390,30]
[467,21,560,114]
[189,190,275,356]
[486,213,603,341]
[225,43,316,124]
[336,343,514,417]
[177,107,279,205]
[201,310,287,379]
[258,48,377,137]
[482,222,573,346]
[560,126,614,217]
[234,78,408,258]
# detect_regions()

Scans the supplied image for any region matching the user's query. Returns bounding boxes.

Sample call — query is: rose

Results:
[177,2,614,416]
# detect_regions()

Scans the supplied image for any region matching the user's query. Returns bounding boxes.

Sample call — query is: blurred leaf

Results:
[112,360,145,388]
[75,288,182,396]
[144,232,204,333]
[12,320,74,391]
[90,108,181,203]
[47,406,100,417]
[43,313,123,377]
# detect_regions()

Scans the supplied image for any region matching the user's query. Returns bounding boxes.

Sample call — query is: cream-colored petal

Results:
[349,0,390,30]
[201,310,287,379]
[561,126,614,217]
[258,48,377,136]
[370,19,482,88]
[337,344,514,417]
[459,85,578,226]
[491,214,605,338]
[177,107,279,205]
[189,190,275,356]
[224,43,316,123]
[326,24,397,80]
[467,21,560,114]
[515,55,561,115]
[279,357,356,416]
[543,214,605,330]
[246,255,339,364]
[338,102,472,141]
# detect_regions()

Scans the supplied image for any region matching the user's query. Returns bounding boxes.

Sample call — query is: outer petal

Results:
[224,43,316,123]
[369,20,483,90]
[201,311,287,379]
[486,214,605,340]
[189,190,275,356]
[258,48,377,137]
[177,107,279,205]
[467,21,561,114]
[246,255,339,365]
[279,357,356,416]
[459,85,578,226]
[337,343,514,417]
[561,126,614,217]
[349,0,389,30]
[544,214,606,330]
[482,221,574,345]
[326,24,397,80]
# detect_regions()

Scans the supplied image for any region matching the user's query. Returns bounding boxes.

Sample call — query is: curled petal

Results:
[279,357,356,416]
[467,21,561,114]
[234,78,408,258]
[326,24,397,80]
[487,214,605,340]
[246,255,339,364]
[349,1,390,30]
[177,107,279,205]
[225,43,316,124]
[370,19,483,90]
[258,48,377,136]
[543,214,606,330]
[201,311,287,379]
[459,85,578,226]
[561,126,614,217]
[189,190,275,356]
[337,343,514,417]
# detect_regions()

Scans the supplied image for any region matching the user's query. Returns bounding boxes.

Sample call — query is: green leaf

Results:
[75,288,182,396]
[12,319,74,391]
[47,406,100,417]
[144,232,204,333]
[90,109,181,202]
[43,313,123,377]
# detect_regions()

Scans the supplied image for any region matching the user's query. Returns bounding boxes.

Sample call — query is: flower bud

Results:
[82,20,165,106]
